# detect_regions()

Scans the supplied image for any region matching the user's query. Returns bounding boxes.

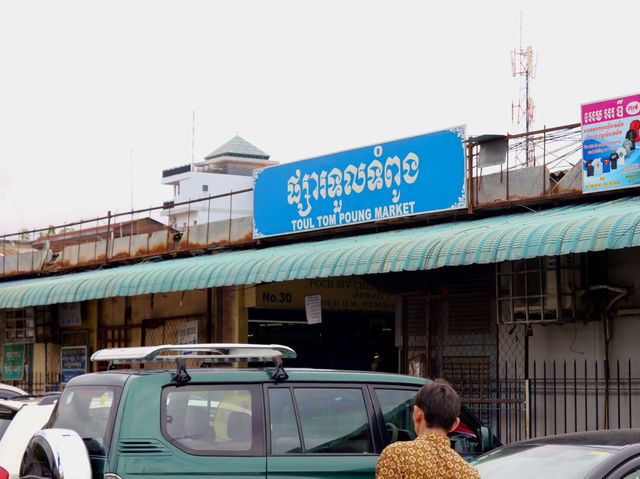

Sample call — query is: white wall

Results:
[525,247,640,366]
[164,171,255,229]
[529,321,604,365]
[174,172,252,204]
[520,247,640,435]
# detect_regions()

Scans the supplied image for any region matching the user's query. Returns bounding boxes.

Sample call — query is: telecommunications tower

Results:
[511,13,538,166]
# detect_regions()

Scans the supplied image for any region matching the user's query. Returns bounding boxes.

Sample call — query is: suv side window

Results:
[375,388,417,444]
[293,388,373,454]
[375,387,483,456]
[162,384,264,456]
[269,388,302,454]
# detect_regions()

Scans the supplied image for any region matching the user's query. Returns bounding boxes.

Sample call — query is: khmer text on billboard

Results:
[582,93,640,193]
[253,127,467,238]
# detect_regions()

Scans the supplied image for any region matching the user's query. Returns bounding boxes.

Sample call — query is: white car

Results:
[0,394,58,479]
[0,384,27,400]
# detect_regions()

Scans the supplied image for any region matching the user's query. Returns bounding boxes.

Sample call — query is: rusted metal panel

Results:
[61,245,80,267]
[39,250,53,270]
[178,223,209,249]
[111,236,129,259]
[130,234,149,257]
[477,166,551,205]
[2,254,18,275]
[78,242,96,264]
[78,240,107,264]
[30,217,174,252]
[96,239,108,262]
[1,249,49,275]
[111,234,149,260]
[229,216,253,243]
[178,216,253,249]
[551,162,582,195]
[148,230,170,255]
[53,244,79,268]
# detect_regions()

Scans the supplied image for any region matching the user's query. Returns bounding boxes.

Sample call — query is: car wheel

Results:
[20,428,91,479]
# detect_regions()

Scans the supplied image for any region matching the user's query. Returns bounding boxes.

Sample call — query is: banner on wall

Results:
[304,295,322,325]
[245,278,395,312]
[59,302,82,327]
[61,346,87,383]
[178,320,198,345]
[2,343,25,380]
[253,127,467,238]
[581,93,640,193]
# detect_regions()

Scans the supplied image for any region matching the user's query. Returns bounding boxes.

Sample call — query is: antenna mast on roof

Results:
[511,12,538,167]
[191,111,196,170]
[129,148,134,211]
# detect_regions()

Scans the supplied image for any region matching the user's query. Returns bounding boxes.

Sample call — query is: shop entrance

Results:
[248,308,397,372]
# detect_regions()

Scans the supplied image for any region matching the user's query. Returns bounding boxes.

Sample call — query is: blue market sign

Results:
[253,127,466,238]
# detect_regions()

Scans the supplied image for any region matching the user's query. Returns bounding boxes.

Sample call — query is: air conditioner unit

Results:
[542,256,578,312]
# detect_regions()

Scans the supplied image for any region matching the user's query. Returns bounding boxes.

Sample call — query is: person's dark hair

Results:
[414,378,461,430]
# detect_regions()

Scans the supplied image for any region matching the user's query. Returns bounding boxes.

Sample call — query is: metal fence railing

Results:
[10,371,62,394]
[0,189,253,278]
[455,358,639,445]
[467,123,583,209]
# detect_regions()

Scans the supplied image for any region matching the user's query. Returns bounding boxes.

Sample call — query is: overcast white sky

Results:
[0,0,637,234]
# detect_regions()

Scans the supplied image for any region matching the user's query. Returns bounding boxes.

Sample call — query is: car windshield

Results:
[49,386,120,456]
[472,444,613,479]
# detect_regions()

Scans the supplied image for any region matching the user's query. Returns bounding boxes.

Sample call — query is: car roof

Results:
[0,393,60,411]
[504,429,640,449]
[67,366,428,387]
[0,399,25,412]
[0,383,28,397]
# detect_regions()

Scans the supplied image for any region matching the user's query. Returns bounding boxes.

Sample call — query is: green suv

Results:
[20,344,498,479]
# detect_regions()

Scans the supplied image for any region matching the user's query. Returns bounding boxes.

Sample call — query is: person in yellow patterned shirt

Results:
[375,379,481,479]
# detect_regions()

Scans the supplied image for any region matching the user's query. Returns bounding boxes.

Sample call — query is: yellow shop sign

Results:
[245,278,394,312]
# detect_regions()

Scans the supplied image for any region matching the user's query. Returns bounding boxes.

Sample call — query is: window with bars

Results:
[497,255,582,324]
[5,309,35,342]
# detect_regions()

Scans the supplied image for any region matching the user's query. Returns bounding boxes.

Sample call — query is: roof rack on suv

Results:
[90,343,296,384]
[90,343,296,364]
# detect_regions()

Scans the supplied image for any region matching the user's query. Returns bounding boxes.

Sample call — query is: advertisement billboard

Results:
[582,93,640,193]
[253,126,466,238]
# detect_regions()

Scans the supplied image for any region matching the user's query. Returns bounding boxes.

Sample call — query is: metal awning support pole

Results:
[525,378,531,439]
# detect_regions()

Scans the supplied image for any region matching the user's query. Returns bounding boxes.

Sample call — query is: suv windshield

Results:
[49,385,121,456]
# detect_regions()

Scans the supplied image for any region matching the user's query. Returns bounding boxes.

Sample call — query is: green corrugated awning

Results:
[2,196,640,309]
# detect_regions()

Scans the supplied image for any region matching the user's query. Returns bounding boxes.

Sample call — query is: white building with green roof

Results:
[161,136,277,230]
